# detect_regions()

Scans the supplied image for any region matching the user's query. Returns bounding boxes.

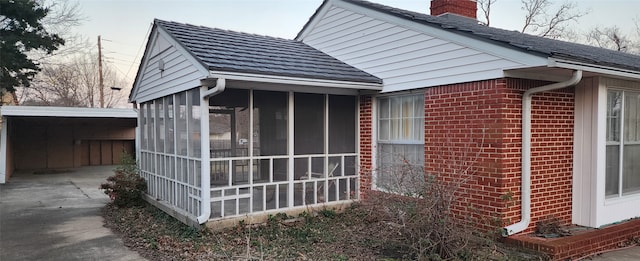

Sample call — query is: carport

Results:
[0,106,137,183]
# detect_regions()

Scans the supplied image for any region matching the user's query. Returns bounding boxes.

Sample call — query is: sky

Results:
[73,0,640,92]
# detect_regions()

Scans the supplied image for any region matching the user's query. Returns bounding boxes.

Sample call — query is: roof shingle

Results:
[155,19,382,84]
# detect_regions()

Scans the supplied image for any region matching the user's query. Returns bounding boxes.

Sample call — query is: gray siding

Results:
[133,31,207,103]
[301,6,525,93]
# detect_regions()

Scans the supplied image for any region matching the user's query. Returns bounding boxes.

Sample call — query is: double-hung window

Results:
[606,90,640,198]
[376,94,424,194]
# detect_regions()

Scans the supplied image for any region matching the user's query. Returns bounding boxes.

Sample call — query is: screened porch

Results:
[138,86,360,221]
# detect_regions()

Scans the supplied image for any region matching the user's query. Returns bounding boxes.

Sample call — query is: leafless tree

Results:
[584,16,640,54]
[586,26,631,52]
[18,54,127,107]
[520,0,586,39]
[31,0,90,63]
[477,0,497,26]
[478,0,586,40]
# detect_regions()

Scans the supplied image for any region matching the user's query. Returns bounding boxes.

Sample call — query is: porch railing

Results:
[208,153,358,219]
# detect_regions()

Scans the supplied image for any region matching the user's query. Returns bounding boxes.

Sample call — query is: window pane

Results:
[624,92,640,142]
[605,145,620,197]
[379,98,390,119]
[391,97,401,118]
[379,119,389,141]
[294,93,324,155]
[607,90,622,142]
[253,90,287,156]
[623,144,640,195]
[329,95,356,154]
[378,95,424,142]
[377,144,424,194]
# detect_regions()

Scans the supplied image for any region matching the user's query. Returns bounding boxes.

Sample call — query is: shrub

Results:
[100,153,147,207]
[366,135,493,260]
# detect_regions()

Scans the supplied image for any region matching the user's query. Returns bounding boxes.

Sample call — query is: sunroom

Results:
[130,20,381,225]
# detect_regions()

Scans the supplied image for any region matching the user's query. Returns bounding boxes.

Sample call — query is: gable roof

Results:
[299,0,640,73]
[155,19,381,84]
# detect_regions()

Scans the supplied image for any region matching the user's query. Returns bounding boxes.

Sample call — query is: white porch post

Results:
[0,116,8,184]
[198,86,211,223]
[288,91,294,207]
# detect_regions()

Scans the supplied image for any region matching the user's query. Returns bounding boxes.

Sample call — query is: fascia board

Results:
[549,58,640,81]
[0,106,137,118]
[209,70,383,90]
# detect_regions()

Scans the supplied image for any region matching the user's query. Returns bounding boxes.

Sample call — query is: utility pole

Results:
[98,35,104,108]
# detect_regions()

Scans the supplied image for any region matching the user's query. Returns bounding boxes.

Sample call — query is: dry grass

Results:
[102,202,547,260]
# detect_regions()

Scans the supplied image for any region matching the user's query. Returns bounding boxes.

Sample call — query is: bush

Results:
[365,155,485,260]
[100,153,147,207]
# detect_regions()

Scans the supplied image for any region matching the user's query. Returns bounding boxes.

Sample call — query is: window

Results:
[606,90,640,198]
[377,94,424,194]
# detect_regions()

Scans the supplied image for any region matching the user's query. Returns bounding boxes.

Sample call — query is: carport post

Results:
[0,116,8,184]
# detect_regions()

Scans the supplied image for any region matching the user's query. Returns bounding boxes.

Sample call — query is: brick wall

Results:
[423,78,574,233]
[358,78,575,234]
[506,78,574,233]
[359,95,373,200]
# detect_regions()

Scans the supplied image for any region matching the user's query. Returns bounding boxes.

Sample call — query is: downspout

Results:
[197,77,226,224]
[201,78,226,99]
[503,70,582,236]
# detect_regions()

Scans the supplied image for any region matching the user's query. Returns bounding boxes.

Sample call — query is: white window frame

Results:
[373,93,425,193]
[605,89,640,199]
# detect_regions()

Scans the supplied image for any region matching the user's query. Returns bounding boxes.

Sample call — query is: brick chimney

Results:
[430,0,477,19]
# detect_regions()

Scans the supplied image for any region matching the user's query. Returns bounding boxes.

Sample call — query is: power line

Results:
[126,22,153,80]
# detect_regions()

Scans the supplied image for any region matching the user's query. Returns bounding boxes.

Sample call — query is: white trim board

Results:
[0,106,137,118]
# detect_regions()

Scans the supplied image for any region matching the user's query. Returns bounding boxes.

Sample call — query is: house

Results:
[130,0,640,257]
[0,106,137,183]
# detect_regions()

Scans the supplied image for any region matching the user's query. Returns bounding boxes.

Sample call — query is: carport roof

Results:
[0,106,137,118]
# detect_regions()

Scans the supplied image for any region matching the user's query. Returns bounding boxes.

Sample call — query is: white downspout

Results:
[197,77,226,224]
[503,70,582,236]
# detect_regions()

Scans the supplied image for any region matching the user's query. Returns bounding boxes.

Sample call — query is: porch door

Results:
[210,109,235,185]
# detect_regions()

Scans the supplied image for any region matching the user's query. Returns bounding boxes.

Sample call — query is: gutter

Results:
[502,70,582,236]
[196,77,226,224]
[201,78,226,99]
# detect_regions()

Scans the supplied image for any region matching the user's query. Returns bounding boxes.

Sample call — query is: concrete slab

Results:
[0,166,144,261]
[591,246,640,261]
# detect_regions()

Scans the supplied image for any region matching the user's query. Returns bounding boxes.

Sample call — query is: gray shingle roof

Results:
[155,19,381,84]
[337,0,640,73]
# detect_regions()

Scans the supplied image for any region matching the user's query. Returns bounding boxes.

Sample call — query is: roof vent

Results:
[430,0,477,19]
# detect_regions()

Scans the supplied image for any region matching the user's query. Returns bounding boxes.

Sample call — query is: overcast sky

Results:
[73,0,640,90]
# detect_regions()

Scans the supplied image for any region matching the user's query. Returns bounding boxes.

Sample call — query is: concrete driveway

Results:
[0,166,144,261]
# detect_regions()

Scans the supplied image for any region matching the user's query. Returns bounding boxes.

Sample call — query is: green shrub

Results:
[100,153,147,207]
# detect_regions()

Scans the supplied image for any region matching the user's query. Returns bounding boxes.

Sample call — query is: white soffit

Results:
[0,106,137,118]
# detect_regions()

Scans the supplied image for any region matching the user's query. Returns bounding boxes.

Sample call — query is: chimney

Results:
[430,0,477,19]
